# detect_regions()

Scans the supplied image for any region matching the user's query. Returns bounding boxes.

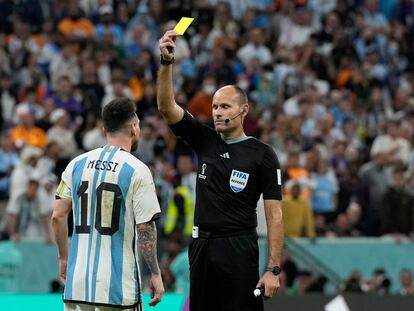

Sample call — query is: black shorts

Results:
[189,229,264,311]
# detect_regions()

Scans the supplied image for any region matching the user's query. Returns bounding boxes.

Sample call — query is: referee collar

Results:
[221,136,252,144]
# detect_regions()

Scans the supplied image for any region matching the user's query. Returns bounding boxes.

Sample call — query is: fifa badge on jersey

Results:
[229,169,250,193]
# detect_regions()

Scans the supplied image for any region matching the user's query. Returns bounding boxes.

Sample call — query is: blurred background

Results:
[0,0,413,310]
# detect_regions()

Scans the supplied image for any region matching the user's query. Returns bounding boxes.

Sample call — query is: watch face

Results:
[273,266,281,275]
[268,266,281,275]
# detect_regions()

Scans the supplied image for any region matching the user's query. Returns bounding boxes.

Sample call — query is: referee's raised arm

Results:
[157,30,185,124]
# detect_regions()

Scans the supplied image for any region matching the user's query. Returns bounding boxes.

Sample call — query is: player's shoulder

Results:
[120,151,146,167]
[67,148,99,168]
[67,147,112,169]
[119,153,155,186]
[119,151,152,175]
[61,149,100,179]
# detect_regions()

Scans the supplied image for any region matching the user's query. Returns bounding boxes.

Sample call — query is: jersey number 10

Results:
[75,181,122,236]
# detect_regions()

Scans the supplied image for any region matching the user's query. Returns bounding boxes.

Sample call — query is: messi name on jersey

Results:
[86,159,119,172]
[229,169,249,193]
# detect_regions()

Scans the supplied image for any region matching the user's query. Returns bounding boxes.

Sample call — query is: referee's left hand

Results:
[256,272,280,299]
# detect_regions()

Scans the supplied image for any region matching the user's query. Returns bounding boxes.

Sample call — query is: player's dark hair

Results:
[102,97,137,133]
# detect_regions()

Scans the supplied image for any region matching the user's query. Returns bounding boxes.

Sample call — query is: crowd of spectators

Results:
[0,0,413,295]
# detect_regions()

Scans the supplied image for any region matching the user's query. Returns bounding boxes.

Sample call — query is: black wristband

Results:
[160,54,174,65]
[265,266,281,276]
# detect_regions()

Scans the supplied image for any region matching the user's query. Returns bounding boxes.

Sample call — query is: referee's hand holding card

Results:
[159,30,176,62]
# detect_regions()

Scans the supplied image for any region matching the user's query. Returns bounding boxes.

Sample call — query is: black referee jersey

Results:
[169,111,283,233]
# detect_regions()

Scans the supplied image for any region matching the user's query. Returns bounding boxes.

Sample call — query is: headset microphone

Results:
[224,111,244,124]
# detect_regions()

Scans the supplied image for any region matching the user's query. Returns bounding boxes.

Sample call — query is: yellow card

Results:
[173,17,194,35]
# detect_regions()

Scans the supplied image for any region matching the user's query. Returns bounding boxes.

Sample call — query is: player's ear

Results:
[242,104,249,117]
[131,120,139,137]
[102,126,107,136]
[130,122,135,136]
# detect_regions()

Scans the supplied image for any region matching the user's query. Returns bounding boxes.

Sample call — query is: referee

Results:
[157,31,284,311]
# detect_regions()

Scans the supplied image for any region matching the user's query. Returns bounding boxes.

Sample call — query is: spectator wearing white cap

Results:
[47,109,78,159]
[7,146,42,209]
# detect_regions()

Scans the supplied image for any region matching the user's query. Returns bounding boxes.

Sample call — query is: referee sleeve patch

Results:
[277,169,281,185]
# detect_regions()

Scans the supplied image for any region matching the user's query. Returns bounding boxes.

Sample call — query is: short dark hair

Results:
[231,85,248,106]
[102,98,137,133]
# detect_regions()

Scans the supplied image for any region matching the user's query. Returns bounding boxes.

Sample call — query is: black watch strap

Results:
[160,54,174,65]
[265,266,281,276]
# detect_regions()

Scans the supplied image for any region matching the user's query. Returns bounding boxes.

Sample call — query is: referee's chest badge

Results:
[229,169,250,193]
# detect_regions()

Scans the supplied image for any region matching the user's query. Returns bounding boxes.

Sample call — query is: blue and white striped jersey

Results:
[56,145,160,307]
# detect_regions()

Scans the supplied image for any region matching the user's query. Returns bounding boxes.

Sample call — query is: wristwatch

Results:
[160,54,174,65]
[265,266,281,276]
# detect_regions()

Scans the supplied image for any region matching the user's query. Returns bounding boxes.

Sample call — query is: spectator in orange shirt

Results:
[284,151,312,201]
[57,5,94,40]
[187,76,215,123]
[10,105,47,150]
